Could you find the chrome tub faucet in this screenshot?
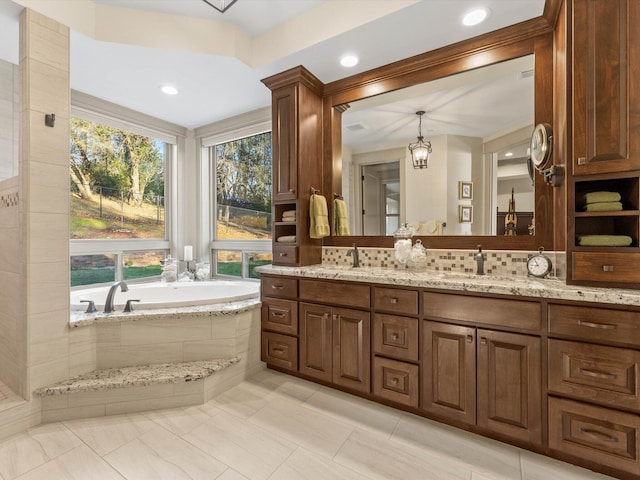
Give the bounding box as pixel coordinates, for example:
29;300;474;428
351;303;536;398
104;281;128;313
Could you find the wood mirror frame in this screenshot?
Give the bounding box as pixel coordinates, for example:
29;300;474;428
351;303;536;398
322;18;556;250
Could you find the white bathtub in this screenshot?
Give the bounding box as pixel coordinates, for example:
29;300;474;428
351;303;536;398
70;280;259;311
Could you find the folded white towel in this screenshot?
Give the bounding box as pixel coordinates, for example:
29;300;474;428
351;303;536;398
276;235;296;243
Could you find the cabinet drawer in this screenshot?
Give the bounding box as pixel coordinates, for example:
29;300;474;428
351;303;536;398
299;279;370;309
572;252;640;284
272;245;298;266
549;304;640;346
373;356;419;408
549;396;640;476
548;339;640;411
261;331;297;372
373;314;418;362
261;276;298;299
373;287;418;315
262;298;298;335
423;292;541;331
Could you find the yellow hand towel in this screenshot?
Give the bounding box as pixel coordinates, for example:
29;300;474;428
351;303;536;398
583;201;623;212
583;191;621;204
333;198;350;236
309;194;330;239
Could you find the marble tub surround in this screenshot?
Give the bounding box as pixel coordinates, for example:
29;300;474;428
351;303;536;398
69;297;261;328
33;357;240;396
323;246;566;279
258;264;640;307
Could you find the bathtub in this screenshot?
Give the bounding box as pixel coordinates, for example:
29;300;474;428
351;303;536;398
70;279;260;311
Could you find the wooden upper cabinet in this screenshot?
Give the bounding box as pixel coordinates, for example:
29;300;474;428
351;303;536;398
272;85;298;201
572;0;640;174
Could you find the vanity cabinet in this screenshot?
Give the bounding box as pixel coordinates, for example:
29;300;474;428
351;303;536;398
262;67;324;266
422;292;542;444
568;0;640;288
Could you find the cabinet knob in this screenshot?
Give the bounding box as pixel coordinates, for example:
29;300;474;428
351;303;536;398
577;156;587;165
390;377;399;385
467;335;475;344
279;252;287;257
391;333;399;340
602;265;614;272
289;188;295;193
389;297;399;304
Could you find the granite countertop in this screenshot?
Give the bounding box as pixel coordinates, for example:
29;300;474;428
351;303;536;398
70;297;261;328
256;264;640;307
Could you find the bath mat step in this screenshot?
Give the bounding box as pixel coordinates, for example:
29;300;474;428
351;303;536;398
33;357;240;397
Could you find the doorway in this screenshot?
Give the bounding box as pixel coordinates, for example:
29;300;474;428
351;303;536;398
361;161;400;235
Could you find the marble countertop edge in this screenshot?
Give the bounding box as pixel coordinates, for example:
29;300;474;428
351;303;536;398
255;265;640;307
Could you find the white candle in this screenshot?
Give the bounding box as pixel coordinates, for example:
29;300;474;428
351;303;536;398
184;245;193;261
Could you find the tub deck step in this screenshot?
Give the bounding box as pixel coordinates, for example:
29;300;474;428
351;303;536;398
34;357;240;397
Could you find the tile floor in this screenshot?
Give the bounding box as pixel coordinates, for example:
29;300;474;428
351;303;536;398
0;369;617;480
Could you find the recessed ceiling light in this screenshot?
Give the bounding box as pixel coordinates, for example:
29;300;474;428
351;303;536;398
161;85;179;95
504;151;513;157
462;7;489;26
340;54;359;68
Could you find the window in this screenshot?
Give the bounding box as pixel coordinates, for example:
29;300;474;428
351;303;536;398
209;129;272;279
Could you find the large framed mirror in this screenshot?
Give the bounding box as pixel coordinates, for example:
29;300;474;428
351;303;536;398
322;27;554;250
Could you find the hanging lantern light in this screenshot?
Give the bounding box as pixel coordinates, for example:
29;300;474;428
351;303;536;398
408;110;432;169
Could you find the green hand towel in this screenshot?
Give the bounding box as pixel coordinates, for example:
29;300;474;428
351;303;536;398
576;235;633;247
583;191;621;204
583;201;623;212
333;198;350;236
309;194;330;239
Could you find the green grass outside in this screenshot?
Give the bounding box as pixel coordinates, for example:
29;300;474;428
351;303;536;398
71;265;162;287
217;259;270;279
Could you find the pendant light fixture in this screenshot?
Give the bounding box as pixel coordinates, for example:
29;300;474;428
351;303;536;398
202;0;238;13
408;111;432;169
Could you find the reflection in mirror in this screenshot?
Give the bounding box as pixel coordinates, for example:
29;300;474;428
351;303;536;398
0;1;20;181
341;55;534;236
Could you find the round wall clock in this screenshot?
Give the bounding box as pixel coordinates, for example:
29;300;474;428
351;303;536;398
530;123;553;171
527;247;552;278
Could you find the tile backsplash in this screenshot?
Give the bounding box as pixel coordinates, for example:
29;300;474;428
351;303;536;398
323;246;566;279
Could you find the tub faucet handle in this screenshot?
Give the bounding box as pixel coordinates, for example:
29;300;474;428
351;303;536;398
124;299;140;313
80;300;97;313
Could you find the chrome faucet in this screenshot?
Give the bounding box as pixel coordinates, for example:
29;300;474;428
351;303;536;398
475;245;485;275
346;244;360;268
104;281;128;313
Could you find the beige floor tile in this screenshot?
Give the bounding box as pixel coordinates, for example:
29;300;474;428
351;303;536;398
208;378;276;419
14;444;124;480
391;413;521;480
104;425;227;480
251;369;322;403
0;433;49;480
62;413;157;456
270;447;373;480
520;450;617;480
302;387;401;437
248;396;354;459
335;429;472;480
183;411;295;480
25;422;82;459
143;402;222;437
216;469;250;480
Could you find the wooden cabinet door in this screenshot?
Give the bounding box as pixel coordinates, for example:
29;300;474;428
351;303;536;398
332;307;371;393
572;0;640;174
477;330;542;445
272;85;298;201
422;322;476;425
299;302;332;382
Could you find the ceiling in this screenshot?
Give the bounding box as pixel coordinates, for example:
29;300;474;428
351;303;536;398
0;0;545;137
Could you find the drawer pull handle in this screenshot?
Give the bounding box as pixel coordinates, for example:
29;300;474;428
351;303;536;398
579;428;618;443
577;156;587;165
390;377;399;385
272;348;286;355
579;368;617;380
389;297;399;304
271;284;285;290
391;333;399;340
279;252;288;257
602;265;614;272
469;335;476;344
578;320;617;330
271;312;286;318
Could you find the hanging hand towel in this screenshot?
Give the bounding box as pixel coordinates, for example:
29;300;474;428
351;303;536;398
309;194;330;239
333;198;350;236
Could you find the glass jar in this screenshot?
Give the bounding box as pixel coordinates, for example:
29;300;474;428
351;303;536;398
409;239;427;270
393;223;414;265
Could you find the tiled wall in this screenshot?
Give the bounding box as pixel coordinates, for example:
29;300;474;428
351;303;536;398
323;246;566;279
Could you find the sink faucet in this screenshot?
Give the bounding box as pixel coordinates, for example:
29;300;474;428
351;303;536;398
475;245;485;275
104;281;128;313
346;244;360;268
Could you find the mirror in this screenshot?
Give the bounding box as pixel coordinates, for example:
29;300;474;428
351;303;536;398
340;55;534;236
